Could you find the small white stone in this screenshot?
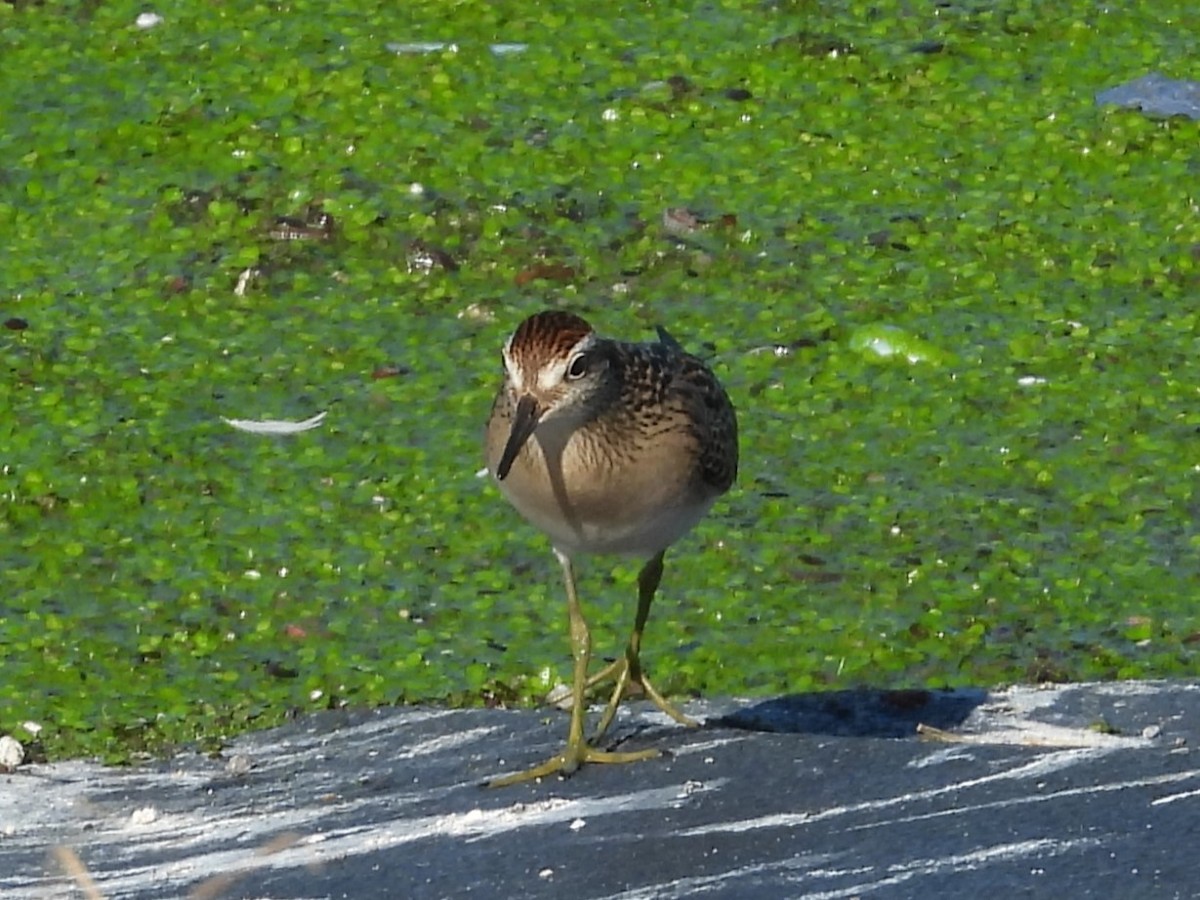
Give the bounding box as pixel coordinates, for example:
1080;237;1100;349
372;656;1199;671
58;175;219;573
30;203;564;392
538;868;554;879
676;779;704;798
135;12;164;29
0;736;25;769
226;754;254;775
129;806;159;826
569;818;586;831
1143;724;1162;740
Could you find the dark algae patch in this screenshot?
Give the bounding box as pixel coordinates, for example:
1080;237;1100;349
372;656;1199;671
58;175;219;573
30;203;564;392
1;0;1198;761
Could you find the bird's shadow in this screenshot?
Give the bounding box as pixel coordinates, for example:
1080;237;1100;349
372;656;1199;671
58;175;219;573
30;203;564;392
710;687;987;739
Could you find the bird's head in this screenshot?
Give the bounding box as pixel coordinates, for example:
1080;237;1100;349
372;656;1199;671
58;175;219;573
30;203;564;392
495;310;614;480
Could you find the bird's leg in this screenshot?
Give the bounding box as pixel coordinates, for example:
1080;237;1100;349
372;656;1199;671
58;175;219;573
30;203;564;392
592;551;699;743
488;550;657;787
578;553;669;699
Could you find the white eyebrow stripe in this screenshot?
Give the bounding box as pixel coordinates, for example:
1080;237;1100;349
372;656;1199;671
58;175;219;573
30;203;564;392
535;334;595;393
502;343;525;393
537;357;568;393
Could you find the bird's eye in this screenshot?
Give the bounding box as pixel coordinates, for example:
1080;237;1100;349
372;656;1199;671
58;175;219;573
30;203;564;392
566;352;589;380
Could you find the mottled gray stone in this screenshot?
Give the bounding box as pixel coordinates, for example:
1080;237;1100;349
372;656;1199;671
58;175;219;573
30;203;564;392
2;682;1198;898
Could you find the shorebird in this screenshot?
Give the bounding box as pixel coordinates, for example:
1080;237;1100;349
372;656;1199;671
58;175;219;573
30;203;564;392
484;309;738;785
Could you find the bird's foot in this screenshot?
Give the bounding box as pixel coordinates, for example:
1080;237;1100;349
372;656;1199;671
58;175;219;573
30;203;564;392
486;740;659;788
591;656;699;742
542;658;699;742
546;660;696;718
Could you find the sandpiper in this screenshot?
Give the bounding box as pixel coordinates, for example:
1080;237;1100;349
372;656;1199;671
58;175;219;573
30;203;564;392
484;309;738;785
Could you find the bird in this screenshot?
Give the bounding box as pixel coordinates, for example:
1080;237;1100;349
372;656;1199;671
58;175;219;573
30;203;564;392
483;309;738;785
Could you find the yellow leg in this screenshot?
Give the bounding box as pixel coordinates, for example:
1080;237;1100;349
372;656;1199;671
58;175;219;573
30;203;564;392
592;551;699;743
488;550;658;788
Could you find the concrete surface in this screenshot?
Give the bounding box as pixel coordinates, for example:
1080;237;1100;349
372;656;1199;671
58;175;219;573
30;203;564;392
2;681;1199;898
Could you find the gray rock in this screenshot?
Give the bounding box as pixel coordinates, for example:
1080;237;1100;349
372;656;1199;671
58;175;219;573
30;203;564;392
2;681;1198;898
1096;73;1200;120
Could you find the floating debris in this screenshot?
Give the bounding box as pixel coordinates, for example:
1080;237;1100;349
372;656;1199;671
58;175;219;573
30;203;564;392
387;42;459;55
386;42;528;56
407;240;458;274
268;208;335;242
233;267;259;297
222;412;328;435
848;323;952;365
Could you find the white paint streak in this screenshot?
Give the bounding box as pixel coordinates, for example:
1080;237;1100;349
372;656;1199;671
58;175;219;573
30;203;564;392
101;780;722;896
960;685;1157;749
1150;787;1200;806
391;726;501;760
1090;681;1199;698
925;722;1152;749
594;838;1102;900
242;707;463;762
907;747;976;768
793;838;1104;899
679;748;1178;837
671;735;751;756
846;769;1200;834
591;851;840;900
6;768;727;899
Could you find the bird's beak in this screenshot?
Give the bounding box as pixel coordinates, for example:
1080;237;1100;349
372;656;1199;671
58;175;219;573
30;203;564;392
496;394;540;481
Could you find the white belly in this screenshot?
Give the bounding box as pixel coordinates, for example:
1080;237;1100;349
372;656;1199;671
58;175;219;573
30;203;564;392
500;479;716;558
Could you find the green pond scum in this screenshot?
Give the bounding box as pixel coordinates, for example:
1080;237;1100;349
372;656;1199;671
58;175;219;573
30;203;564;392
1;0;1197;761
